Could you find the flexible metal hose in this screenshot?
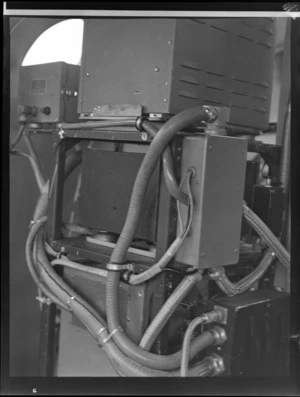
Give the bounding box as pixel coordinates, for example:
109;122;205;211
139;272;202;350
243;204;290;270
32;221;218;376
106;106;217;369
142;120;188;205
51;258;108;278
180;316;207;376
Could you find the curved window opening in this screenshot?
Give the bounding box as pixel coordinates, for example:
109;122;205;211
22;19;84;66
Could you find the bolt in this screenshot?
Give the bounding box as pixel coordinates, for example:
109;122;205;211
165;82;168;86
86;72;90;77
33;389;37;394
138;292;142;298
163;99;168;102
154;67;160;72
168;40;173;45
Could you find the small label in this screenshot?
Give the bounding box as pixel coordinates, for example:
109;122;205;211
31;79;46;93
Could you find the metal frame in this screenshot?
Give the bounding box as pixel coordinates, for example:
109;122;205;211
39;127;184;371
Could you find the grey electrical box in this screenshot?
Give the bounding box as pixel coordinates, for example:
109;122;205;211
176;134;247;268
79;18;274;130
19;62;80;123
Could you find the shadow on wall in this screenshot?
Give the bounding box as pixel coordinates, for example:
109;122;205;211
9;17;63;376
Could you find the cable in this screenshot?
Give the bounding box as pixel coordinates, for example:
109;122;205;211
10;124;26;152
128;169;194;285
243;203;290;270
142;120;189;205
105;106;218;370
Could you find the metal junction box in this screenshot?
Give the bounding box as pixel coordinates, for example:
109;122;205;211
205;289;290;376
176;134;247;268
19;62;80;123
79;18;274;129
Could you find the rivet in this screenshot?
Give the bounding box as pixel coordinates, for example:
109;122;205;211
86;72;90;77
154;67;160;72
163;99;168;102
168;40;173;45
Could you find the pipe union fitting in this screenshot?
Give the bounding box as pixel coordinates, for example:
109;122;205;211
209;326;227;346
203;106;219;123
206;353;225;376
208;267;225;281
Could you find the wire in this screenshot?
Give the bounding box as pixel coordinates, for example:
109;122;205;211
10;124;26;152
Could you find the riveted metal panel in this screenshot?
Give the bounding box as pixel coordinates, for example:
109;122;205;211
78;18;175;116
176;134;247;268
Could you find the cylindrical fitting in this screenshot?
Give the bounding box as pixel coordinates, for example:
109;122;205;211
206;353;225;376
209;326;227;346
208;267;225;281
203;106;219;123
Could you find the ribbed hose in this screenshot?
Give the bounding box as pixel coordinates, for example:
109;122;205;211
61;120;136;130
26;218;69;310
29;183;216;375
110;106;214;264
180;316;207;377
210;249;276;297
139;273;203;350
142;120;188;205
243;204;290;270
51;258;108;278
24;134;46;191
32;222;217;377
106;106;217;370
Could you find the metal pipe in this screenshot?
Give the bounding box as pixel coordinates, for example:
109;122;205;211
279;102;291;192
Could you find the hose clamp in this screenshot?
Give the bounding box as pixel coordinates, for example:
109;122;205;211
35;296;51;305
29;217;46;228
56;248;67;260
66;295;76;309
106;262;135;272
102;327;123;344
208;267;225;281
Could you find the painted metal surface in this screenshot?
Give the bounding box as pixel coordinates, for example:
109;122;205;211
176;134;247;268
